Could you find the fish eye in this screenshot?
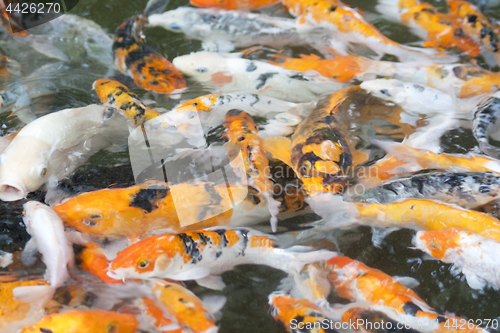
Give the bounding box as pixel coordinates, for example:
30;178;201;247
88;214;103;219
137;258;150;269
37;163;47;178
380;89;390;95
169;23;181;30
82;219;98;227
300;161;312;176
428;240;442;251
196;67;207;73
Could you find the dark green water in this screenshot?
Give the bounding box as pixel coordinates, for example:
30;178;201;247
1;0;500;332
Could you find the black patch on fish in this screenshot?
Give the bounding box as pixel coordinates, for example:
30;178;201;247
437;315;447;323
479;186;491;194
227;109;243;117
246;62;257;72
178;233;201;263
53;290;72;305
40;329;53;333
197;232;210;245
402;302;422;316
454;28;465;38
73;244;86;267
83;292;97;307
481;27;493;39
255;73;276;89
215;251;222;258
214;229;229;247
294;315;306;324
129;187;169;213
452;66;465;79
468;15;477;23
330;6;337;11
238;229;249;256
289;74;309;81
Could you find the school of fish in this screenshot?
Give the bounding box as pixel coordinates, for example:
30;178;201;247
2;0;500;332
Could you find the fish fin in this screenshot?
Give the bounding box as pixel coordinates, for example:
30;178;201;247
21;238;38;266
196;275;226;290
13;285;54;304
168;267;211;281
420;253;440;261
371;227;400;248
461;267;489;290
23;36;69;61
0;250;13;268
263;137;292;166
159;323;183;332
285;249;337;274
303;194;360;230
201;295;227;315
393;276;420;289
352;149;370;166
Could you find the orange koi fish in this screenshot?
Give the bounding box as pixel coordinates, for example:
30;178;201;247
53;180;239;240
282;0;453;62
108;227;336;290
414;227;500;290
190;0;280;10
265;53;397;83
151;279;224;333
268;293;333;333
375;0;481;56
265;87;363;194
447;0;500;62
93;79;159;127
325;256;486;333
75;242;123;284
19;309;139;333
113;15;186;94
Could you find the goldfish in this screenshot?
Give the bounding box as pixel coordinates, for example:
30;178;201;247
108;227;337;289
350;171;500;209
264;87;360;194
151;279;225;333
172;52;346;103
375;0;481;56
113;15;186;94
19;309;139;333
472;92;500;158
148;7;327;52
282;0;455;63
325;256;487;333
189;0;279;10
223;109;280;231
53;180;257;240
268;293;335;333
13;201;74;305
414;227;500;290
0;104;129;201
93;79;160;128
265;53;398;83
447;0;500;64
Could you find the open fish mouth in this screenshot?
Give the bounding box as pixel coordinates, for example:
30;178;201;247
0;181;26;201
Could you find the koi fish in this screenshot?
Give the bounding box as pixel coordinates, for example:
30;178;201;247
108;227;337;290
13;202;74;305
447;0;500;64
19;309;139;333
308;195;500;242
0;104;129;201
264;87;360;194
414;227;500;290
53;180;253;240
375;0;481;56
472;92;500;158
151;279;225;333
172;52;346;103
268;292;335;333
148;7;327;52
93;79;160;128
223;109;280;231
265;53;398;83
325;256;487;333
189;0;279;10
351;171;500;209
113;15;186;94
283;0;456;63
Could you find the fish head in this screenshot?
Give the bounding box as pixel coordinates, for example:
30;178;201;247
53;187;148;239
360;79;407;105
172;52;235;86
413;228;462;259
0;137;51;201
268;293;319;323
108;235;175;280
175;94;219;113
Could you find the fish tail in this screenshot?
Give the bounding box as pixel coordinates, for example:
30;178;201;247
284;246;337;274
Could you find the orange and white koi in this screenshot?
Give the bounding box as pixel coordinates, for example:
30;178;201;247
189;0;279;10
375;0;481;56
268;293;335;333
283;0;455;63
151;279;225;333
113;15;186;94
172;52;346;103
447;0;500;64
19;309;139;333
93;79;159;128
108;227;336;290
264;87;361;194
325;256;487;333
414;227;500;290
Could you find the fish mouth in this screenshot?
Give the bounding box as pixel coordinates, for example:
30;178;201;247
107;269;125;282
0;182;26;201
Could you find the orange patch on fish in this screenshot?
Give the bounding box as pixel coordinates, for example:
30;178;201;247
210;72;233;86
